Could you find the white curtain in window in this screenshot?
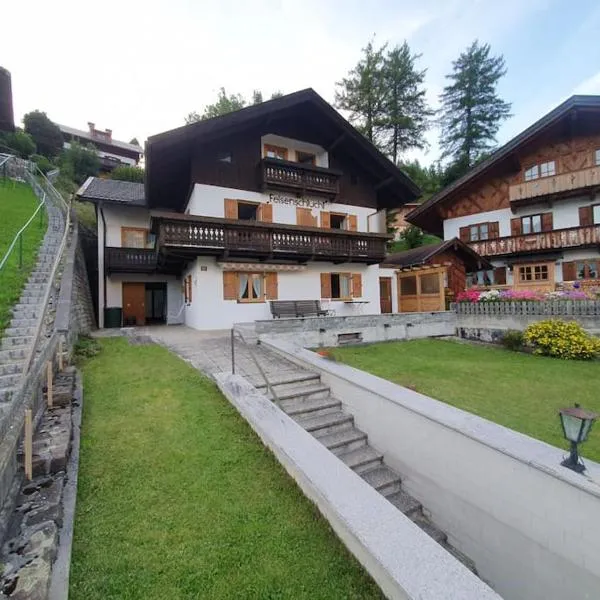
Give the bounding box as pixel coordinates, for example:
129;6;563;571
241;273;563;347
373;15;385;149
239;274;249;299
340;275;350;298
252;275;261;298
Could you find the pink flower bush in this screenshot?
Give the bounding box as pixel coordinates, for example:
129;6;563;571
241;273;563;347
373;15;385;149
456;290;481;302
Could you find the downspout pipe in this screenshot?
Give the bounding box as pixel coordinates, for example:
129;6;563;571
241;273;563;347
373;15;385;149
99;202;107;324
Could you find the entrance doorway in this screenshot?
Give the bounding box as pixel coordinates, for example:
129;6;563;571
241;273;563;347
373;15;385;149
145;283;167;324
122;282;146;326
379;277;392;313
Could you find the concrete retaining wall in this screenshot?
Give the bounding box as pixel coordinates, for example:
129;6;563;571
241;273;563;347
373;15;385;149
254;312;456;347
215;373;500;600
262;337;600;600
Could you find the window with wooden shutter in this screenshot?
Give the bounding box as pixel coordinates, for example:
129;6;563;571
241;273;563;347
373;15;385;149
347;215;358;231
459;226;470;243
259;203;273;223
351;273;362;298
121;227;148;248
562;261;576;281
494;267;507;285
579;205;593;226
488;221;500;239
320;273;331;298
224;199;238;219
541;212;553;232
510;218;522;236
296;207;313;226
265;272;278;299
223;272;237;300
320;211;331;229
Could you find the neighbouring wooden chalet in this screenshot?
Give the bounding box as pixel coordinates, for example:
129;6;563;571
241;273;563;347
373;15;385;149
380;239;490;313
78;89;420;329
59;122;142;173
407;95;600;292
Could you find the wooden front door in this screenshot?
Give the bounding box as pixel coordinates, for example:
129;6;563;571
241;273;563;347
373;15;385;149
122;282;146;326
379;277;392;313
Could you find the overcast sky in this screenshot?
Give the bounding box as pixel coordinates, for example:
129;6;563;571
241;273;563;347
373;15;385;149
3;0;600;164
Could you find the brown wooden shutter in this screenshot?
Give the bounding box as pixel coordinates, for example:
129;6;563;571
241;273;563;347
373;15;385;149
260;203;273;223
352;273;362;298
296;207;311;226
459;226;470;242
579;205;593;226
223;272;237;300
320;273;331;298
562;261;576;282
494;267;507;285
541;212;553;232
265;272;278;299
320;211;331;229
510;217;522;236
347;214;358;231
488;221;500;239
224;199;238;219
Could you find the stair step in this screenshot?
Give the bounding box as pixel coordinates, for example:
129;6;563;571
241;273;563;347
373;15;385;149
9;319;38;329
360;466;402;496
283;397;341;418
256;372;321;392
0;373;21;388
338;446;383;474
385;490;422;516
316;427;368;455
15;296;44;305
0;363;23;377
0;348;27;362
295;410;353;437
11;309;41;319
441;542;478;573
3;327;36;337
276;384;331;402
410;513;447;544
2;336;34;348
0;387;16;403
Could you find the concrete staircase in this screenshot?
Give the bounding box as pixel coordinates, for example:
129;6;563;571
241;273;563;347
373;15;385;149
257;373;477;573
0;198;65;410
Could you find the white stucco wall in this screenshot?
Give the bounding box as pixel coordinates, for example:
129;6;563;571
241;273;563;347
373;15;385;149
512;195;596;229
182;257;381;330
443;208;513;240
261;133;328;167
186;184;382;233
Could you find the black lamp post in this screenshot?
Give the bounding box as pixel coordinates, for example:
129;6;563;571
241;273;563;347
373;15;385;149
558;404;597;473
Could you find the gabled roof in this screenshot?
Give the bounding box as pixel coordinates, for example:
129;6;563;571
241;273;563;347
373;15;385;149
58;124;143;154
407;95;600;233
76;177;146;206
381;238;491;271
145;88;420;211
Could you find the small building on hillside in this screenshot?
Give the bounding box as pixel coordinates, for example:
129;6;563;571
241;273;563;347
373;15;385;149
389;202;420;238
58;122;142;173
379;239;490;313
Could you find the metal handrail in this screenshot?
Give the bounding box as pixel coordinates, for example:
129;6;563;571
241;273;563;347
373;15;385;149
231;327;279;402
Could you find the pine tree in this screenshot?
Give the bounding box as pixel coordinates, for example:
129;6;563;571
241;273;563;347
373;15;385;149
439;40;511;172
381;42;432;163
335;40;387;144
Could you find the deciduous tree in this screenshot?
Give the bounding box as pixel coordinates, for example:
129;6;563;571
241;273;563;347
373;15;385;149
23;110;63;158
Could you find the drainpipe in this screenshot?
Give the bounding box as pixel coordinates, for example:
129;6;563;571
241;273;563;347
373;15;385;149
99;202;107;326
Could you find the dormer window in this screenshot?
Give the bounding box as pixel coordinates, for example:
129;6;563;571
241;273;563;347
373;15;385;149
264;144;287;160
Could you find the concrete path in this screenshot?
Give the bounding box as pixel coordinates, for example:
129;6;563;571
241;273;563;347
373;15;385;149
94;325;309;387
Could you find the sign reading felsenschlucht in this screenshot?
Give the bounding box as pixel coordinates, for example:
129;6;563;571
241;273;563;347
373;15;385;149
267;193;328;209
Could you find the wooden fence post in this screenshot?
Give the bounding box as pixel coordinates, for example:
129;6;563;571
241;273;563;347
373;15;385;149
46;360;53;408
58;339;64;371
24;409;32;481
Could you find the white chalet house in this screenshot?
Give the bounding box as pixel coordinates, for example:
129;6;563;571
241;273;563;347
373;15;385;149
408;95;600;292
78;89;419;330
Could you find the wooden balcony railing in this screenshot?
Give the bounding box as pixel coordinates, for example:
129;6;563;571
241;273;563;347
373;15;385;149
509;166;600;203
261;158;340;198
468;225;600;257
106;247;158;272
153;214;388;263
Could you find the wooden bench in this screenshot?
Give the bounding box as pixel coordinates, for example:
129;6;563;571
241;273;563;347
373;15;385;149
270;300;328;318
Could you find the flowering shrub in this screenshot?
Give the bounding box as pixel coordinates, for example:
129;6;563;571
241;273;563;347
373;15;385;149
523;319;600;360
456;288;596;302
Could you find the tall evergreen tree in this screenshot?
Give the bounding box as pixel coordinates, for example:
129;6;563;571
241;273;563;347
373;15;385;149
439;40;511;176
381;42;432;163
335;40;387;144
399;159;443;200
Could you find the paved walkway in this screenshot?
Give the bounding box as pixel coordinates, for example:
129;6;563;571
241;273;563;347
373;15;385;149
94;325;309;387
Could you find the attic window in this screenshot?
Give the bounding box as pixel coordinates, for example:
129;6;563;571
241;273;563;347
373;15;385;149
217;151;232;163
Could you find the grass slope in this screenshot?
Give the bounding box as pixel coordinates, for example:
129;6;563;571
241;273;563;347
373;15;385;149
71;338;383;600
0;180;47;337
331;339;600;464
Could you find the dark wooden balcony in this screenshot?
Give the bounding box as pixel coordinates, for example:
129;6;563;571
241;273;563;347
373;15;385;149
468;225;600;257
261;157;340;198
106;247;159;272
151;213;389;264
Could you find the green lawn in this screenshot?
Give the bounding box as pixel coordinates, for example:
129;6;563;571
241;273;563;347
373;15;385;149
0;179;47;336
71;338;383;600
330;339;600;464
